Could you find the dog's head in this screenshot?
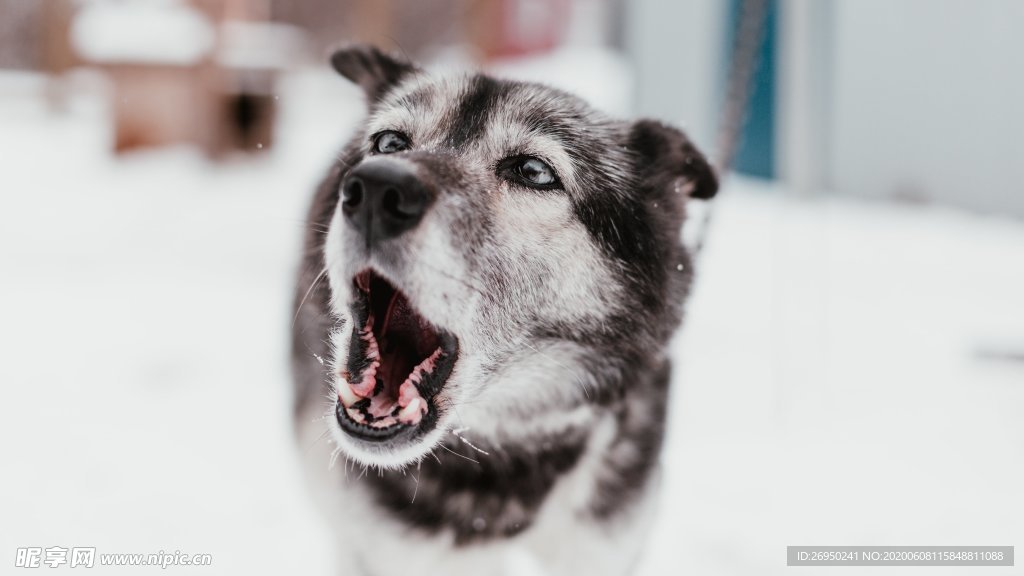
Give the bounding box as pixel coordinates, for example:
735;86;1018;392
318;45;717;468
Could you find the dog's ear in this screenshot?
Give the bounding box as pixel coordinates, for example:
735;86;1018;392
330;44;418;101
628;119;718;201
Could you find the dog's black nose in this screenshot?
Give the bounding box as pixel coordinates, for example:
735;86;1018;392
341;158;433;245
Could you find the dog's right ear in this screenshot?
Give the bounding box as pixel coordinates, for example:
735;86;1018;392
628;119;718;201
330;44;418;101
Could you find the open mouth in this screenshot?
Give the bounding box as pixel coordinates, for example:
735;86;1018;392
335;270;458;442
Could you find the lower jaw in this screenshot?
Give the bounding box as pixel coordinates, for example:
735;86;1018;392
334;393;440;443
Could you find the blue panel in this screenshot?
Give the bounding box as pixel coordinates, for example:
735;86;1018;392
727;0;776;179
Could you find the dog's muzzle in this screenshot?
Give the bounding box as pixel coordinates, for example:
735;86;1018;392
341;157;435;248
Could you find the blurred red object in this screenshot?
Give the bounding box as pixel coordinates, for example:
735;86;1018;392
468;0;571;61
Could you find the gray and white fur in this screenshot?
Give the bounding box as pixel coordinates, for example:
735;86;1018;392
292;45;718;576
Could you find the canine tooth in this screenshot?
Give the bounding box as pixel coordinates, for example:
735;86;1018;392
398;397;424;423
337;378;359;406
398;380;420;407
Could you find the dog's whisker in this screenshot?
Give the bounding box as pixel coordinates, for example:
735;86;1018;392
451;427;490;456
328;445;343;471
293;267;329;327
445;402;495;458
439;443;479;465
281;217;332;234
409;470;420;504
305;427;333;455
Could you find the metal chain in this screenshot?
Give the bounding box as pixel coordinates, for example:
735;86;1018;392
692;0;769;257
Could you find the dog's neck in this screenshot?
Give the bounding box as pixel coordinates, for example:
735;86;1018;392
349;359;670;545
362;429;589;544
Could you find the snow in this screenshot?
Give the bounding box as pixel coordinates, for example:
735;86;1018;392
2;64;1023;575
640;183;1024;575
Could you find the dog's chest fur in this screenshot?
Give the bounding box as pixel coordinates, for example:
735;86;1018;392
297;401;661;576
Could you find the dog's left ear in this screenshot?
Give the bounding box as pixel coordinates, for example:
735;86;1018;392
330;44;418;101
628;119;718;201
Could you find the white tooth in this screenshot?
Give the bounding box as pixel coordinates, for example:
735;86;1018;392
398;398;423;423
337;378;359;407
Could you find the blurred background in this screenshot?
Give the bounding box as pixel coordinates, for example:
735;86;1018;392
1;0;1021;574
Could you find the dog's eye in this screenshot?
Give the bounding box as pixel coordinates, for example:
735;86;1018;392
503;156;561;190
373;131;411;154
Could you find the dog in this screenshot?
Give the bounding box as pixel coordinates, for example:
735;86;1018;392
291;45;717;576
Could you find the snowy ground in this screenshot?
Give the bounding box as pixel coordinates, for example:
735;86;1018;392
2;67;1023;575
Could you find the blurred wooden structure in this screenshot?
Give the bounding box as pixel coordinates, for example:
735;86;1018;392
272;0;568;63
5;0;577;157
68;0;301;157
